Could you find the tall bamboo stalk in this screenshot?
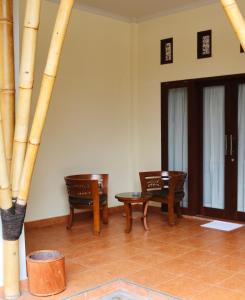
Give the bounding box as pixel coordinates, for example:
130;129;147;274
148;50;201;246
0;108;19;298
0;1;20;298
17;0;74;206
0;0;15;175
3;240;20;299
220;0;245;51
11;0;41;199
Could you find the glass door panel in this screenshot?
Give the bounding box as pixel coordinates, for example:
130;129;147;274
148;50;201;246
203;86;225;209
168;87;188;207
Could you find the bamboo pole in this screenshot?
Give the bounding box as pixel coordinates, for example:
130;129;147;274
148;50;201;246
0;2;19;297
17;0;74;206
11;0;41;199
0;110;12;210
0;0;15;174
0;108;19;298
3;241;20;299
220;0;245;51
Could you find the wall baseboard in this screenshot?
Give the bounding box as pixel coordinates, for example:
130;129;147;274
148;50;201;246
24;205;124;230
24;205;162;230
147;205;162;214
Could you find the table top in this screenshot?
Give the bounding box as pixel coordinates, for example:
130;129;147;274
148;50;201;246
115;192;152;202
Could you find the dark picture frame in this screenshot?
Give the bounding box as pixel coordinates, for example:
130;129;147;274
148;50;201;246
197;30;212;59
161;38;173;64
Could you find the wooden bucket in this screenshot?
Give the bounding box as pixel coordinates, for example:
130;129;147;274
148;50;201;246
26;250;66;296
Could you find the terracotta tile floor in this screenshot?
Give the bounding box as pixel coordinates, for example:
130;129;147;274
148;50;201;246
21;211;245;299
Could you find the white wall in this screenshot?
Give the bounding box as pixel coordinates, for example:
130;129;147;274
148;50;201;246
22;0;134;221
137;2;245;171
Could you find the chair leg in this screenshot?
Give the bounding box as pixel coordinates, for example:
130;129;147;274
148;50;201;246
175;202;183;218
67;206;74;230
93;202;101;235
124;203;132;233
167;197;176;226
102;203;109;224
142;201;150;231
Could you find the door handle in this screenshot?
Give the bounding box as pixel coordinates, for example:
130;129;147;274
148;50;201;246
225;135;228;155
230;134;233;156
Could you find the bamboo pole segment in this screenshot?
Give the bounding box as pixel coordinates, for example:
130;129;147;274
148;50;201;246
0;109;19;299
0;0;15;174
3;240;20;299
11;0;41;199
0;110;12;210
17;0;74;206
220;0;245;51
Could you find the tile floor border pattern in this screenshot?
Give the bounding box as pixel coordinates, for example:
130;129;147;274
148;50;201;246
63;278;182;300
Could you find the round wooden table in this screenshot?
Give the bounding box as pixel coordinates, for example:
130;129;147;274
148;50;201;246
115;192;152;233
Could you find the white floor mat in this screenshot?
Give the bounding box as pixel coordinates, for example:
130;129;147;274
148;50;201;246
201;220;243;231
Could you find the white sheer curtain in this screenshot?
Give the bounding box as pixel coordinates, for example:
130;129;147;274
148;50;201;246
168;87;188;207
237;84;245;212
203;86;225;209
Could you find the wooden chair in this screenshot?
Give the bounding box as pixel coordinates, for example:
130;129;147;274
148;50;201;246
139;171;187;225
64;174;109;235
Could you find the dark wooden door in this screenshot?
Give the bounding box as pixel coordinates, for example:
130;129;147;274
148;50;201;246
161;74;245;221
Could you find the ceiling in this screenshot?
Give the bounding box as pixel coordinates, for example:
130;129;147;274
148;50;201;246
74;0;218;22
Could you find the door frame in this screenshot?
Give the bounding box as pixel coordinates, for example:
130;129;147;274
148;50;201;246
161;73;245;220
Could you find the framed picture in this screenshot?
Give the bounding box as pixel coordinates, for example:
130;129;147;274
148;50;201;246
197;30;212;59
161;38;173;64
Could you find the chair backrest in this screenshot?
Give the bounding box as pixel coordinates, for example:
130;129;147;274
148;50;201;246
139;171;163;193
64;174;108;199
139;171;187;195
168;171;187;194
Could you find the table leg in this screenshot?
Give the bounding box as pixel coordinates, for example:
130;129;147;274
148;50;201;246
124;203;132;233
142;201;149;231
